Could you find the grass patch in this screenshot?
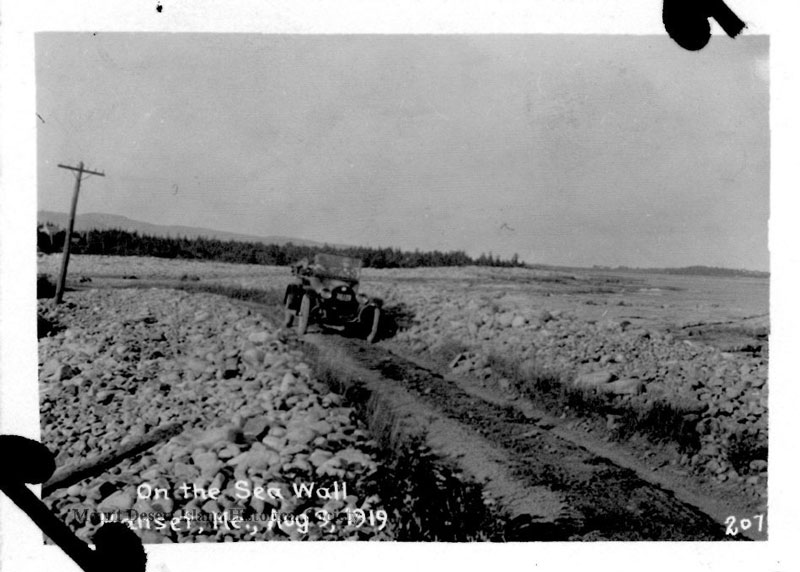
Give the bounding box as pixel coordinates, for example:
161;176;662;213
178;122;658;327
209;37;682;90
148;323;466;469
303;345;373;404
375;437;506;541
485;352;581;411
172;282;283;307
433;337;473;364
611;400;701;453
378;301;416;340
485;351;702;453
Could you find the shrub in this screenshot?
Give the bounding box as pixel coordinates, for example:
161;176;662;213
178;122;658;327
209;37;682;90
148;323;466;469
727;429;768;475
37;273;56;299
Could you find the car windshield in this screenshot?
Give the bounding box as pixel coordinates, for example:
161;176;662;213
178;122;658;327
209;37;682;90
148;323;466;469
311;253;362;281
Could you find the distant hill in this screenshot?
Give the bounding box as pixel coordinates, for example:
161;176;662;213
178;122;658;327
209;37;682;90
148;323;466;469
655;265;768;278
586;264;769;279
37;211;337;248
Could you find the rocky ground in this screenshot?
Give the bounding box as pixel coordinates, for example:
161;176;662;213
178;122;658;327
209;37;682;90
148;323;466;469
38;287;392;543
385;285;768;497
36;254;769;529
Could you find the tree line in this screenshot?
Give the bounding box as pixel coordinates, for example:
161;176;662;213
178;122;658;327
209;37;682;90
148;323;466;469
37;226;524;269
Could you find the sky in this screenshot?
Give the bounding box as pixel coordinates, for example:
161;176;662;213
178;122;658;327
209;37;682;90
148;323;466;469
35;33;769;270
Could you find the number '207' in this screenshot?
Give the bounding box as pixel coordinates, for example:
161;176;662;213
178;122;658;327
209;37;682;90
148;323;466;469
725;514;766;536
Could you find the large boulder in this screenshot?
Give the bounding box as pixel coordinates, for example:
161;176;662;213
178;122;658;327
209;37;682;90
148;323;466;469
242;416;272;441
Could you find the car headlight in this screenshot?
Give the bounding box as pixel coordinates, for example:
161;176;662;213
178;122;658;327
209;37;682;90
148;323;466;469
320;288;332;299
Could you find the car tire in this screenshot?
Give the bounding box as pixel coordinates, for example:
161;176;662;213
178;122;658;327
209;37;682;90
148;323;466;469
365;307;381;343
296;293;311;335
283;293;295;328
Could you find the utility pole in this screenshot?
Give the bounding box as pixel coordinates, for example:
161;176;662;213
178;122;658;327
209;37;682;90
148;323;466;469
54;162;105;304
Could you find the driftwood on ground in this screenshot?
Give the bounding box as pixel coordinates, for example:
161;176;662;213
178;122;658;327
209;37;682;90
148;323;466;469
42;422;182;497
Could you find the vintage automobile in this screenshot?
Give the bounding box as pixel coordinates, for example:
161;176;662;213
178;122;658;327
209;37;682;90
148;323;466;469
283;253;382;343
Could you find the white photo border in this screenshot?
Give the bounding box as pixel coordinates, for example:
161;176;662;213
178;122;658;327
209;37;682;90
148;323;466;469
1;1;795;572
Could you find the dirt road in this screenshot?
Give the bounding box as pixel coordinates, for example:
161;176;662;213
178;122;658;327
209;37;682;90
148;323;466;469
296;329;732;541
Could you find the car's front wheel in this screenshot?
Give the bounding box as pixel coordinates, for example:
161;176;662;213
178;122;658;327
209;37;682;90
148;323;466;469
365;306;381;343
283;293;296;327
296;294;312;335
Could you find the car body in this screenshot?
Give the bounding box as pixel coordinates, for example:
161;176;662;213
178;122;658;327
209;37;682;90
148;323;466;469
283;253;382;343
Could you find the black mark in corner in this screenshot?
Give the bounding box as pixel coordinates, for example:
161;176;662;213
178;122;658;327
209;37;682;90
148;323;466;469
663;0;746;51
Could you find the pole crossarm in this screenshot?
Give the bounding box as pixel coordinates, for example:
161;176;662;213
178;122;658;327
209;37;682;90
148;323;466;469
57;164;105;177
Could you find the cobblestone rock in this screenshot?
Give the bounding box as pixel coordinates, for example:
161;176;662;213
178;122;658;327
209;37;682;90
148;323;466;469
38;287;389;543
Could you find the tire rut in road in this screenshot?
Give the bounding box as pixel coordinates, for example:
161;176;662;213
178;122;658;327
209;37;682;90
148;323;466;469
309;334;729;541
